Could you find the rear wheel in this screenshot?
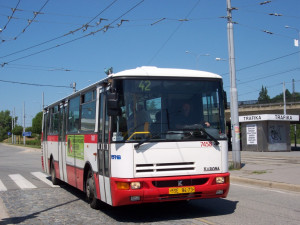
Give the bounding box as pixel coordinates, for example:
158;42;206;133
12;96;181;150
86;170;99;209
50;160;59;185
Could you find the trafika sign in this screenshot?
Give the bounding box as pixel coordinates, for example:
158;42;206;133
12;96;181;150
239;114;299;122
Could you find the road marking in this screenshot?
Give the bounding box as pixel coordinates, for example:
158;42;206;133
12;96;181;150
31;172;58;187
9;174;37;189
0;180;7;191
195;218;215;225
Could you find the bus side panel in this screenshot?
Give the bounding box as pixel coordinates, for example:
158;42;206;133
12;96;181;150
66;165;76;187
94;173;101;199
65;134;98;190
110;143;134;178
42;141;49;174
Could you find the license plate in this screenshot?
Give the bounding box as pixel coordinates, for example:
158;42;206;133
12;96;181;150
169;186;195;195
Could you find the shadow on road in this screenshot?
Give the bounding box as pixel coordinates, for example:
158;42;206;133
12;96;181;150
1;181;237;224
98;199;238;223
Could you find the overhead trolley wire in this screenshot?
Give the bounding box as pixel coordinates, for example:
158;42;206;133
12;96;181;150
1;0;21;32
147;0;201;64
1;0;145;65
0;79;71;88
221;50;300;76
224;67;300;88
0;0;119;60
14;0;50;40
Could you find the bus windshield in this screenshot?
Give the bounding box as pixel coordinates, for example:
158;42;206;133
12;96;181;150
111;78;226;142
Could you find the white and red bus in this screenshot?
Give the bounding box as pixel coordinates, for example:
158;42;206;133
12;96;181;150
41;66;230;208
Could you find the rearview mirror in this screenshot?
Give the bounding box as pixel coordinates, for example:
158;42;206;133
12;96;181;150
107;91;121;116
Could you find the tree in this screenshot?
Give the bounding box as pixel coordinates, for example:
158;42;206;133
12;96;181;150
32;111;43;134
12;125;23;136
0;110;12;142
272;89;293;103
258;86;270;103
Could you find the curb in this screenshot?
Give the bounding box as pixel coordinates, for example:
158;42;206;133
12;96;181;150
231;176;300;193
0;143;41;152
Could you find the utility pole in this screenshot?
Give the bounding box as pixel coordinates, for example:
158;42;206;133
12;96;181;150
72;82;77;93
23;102;25;145
42;92;44;110
227;0;241;169
283;82;286;115
13;108;15;144
11;109;14;144
292;79;297;147
292;78;295;102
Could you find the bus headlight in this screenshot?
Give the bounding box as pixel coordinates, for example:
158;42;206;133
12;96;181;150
130;182;141;189
216;177;225;184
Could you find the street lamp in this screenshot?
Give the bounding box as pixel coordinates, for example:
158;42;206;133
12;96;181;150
215;57;227;61
285;25;299;148
185;51;210;69
285;25;300;47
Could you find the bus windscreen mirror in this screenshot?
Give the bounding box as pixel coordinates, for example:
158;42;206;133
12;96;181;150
107;92;118;109
107;92;121;116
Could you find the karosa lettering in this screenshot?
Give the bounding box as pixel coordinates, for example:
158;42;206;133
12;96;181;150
204;166;220;171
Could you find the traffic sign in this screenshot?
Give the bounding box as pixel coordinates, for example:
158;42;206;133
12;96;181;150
22;132;32;137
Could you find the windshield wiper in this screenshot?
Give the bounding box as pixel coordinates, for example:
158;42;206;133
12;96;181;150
134;134;161;150
199;128;219;146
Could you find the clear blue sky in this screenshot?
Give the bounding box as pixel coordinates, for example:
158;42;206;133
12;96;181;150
0;0;299;127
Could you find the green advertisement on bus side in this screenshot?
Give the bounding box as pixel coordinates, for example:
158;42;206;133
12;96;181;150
67;135;84;160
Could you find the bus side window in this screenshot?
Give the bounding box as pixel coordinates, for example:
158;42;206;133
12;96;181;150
80;90;96;132
68;96;80;133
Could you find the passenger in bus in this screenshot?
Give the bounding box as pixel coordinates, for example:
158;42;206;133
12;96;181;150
128;103;151;132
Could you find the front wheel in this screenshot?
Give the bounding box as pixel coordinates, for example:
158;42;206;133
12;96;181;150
50;161;59;185
86;170;99;209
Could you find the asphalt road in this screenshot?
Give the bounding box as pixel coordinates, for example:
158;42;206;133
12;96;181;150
1;144;300;225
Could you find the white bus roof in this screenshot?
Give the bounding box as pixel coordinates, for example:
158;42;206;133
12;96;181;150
111;66;222;79
45;66;221;109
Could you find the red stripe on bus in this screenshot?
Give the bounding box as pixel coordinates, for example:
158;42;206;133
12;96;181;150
47;135;58;142
65;165;85;191
84;134;98;143
66;165;76;187
53;161;60;179
94;173;101;200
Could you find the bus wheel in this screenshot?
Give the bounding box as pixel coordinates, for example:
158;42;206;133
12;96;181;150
86;170;99;209
50;161;59;185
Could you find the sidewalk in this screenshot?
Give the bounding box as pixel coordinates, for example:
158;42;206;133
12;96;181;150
229;150;300;192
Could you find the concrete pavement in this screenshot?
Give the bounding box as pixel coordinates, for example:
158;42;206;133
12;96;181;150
229;150;300;192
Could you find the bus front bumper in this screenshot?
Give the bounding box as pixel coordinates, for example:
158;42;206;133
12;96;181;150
110;173;230;206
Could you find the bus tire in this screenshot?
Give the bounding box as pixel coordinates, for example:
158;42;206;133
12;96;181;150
50;160;59;185
86;170;99;209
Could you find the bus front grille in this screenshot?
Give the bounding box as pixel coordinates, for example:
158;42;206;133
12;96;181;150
136;162;195;173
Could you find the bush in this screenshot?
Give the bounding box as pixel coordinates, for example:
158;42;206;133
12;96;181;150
26;139;41;146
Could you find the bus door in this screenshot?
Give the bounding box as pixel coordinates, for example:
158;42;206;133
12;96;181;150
58;104;68;182
42;111;49;174
97;92;112;205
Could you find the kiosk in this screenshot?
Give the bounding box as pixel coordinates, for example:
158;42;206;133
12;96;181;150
239;114;299;152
